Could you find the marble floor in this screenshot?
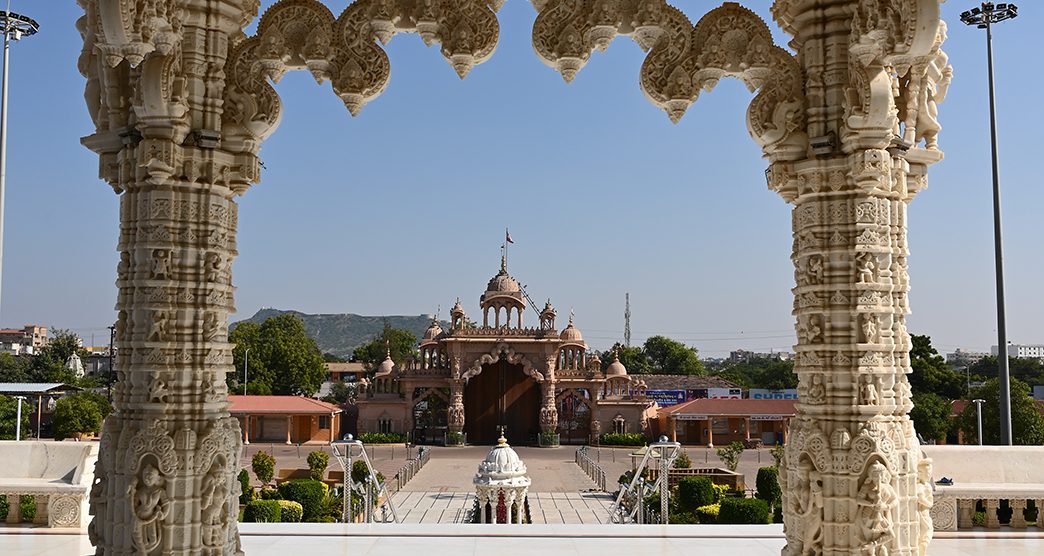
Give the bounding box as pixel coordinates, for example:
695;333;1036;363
1;525;1042;556
392;491;614;524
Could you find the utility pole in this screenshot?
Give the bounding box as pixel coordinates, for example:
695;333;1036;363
624;293;631;348
13;394;24;440
960;1;1019;445
243;346;249;395
0;6;39;321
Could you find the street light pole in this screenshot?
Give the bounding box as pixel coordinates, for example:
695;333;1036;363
0;5;39;321
973;398;986;445
961;2;1019;446
13;394;24;440
243;347;249;395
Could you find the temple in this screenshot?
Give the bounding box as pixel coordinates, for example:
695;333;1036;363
355;258;655;446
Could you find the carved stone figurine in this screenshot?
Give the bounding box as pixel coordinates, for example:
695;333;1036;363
131;461;171;554
801;468;824;556
857;252;876;284
860;374;879;406
808;255;824;284
862;314;878;343
858;461;897;556
200;463;229;548
916;458;934;556
808;374;826;404
151;249;170;280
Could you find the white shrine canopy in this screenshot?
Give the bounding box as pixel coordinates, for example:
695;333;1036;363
474;435;531;489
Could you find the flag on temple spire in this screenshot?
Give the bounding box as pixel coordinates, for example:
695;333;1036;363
505;229;514;244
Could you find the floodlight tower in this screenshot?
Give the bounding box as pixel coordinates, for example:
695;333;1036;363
0;5;39;321
960;2;1018;446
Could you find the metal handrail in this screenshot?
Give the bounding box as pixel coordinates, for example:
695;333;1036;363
575;446;607;491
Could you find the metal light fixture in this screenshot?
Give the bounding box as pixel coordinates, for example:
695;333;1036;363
960;2;1019;446
0;6;39;320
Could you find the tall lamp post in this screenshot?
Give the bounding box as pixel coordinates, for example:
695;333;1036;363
13;394;24;440
960;2;1019;446
972;398;986;445
0;6;39;320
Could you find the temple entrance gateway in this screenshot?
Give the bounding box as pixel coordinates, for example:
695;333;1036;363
465;360;541;445
79;0;949;554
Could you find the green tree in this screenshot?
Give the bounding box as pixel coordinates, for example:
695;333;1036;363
0;395;32;440
230;314;326;396
958;378;1044;445
969;355;1044;386
601;343;652;375
352;326;417;372
27;329;91;384
716;441;745;471
643;336;706;375
306;450;329;481
252;451;276;485
909;392;952;442
52;393;107;440
0;353;30;383
909;335;966;400
716;358;797;390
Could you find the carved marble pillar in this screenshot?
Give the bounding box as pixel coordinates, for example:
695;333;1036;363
448;379;465;436
85;138;244;556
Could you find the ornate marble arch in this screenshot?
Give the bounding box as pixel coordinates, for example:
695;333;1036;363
222;0;503;150
531;1;808;160
462;341;544;383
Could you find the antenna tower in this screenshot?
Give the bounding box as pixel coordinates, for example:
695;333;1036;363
624;293;631;347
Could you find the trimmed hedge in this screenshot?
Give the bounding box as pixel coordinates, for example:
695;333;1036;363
252;451;275;485
358;432;406;444
278;479;328;522
598;433;646;446
238;470;253;505
676;477;715;512
243;500;281;523
259;488;282;500
277;500;304;523
717;497;770;524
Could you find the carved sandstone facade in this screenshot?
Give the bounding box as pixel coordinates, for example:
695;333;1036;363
78;1;948;555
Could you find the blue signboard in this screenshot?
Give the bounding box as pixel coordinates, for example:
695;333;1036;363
646;389;687;407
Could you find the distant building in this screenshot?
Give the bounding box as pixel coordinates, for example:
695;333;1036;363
946;348;990;367
325;361;365;382
229;395;344;445
728;349;793;363
991;344;1044;360
0;325;49;354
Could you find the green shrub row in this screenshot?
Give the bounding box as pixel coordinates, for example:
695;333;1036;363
676;477;715;512
277;500;304;523
358;432;406;444
243;500;281;523
717;497;770;524
598;432;646;446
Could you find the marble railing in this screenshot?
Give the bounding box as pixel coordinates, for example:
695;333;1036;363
0;441;98;528
923;445;1044;531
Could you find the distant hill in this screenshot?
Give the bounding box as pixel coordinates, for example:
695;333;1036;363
233;308;444;358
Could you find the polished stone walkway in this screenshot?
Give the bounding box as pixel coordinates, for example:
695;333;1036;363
392;491;614;524
2;525;1042;555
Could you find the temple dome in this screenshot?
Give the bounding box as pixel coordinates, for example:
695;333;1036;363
422;319;443;342
486;270;520;293
559;320;583;343
605;353;627;376
374;352;395;378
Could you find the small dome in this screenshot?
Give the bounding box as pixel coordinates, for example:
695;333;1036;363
486;255;520;293
374;351;395;378
422;319;443;341
541;299;556;315
451;298;466;316
474;435;531;487
559;319;583;343
606;353;627;376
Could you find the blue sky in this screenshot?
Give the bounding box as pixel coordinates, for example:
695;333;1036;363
1;1;1041;356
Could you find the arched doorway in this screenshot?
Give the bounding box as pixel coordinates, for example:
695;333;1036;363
465;359;541;445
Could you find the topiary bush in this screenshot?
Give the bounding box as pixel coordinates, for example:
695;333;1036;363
259;488;282;500
243;500;281;523
277;500;304;523
716;441;745;472
307;450;330;481
711;483;730;502
676;477;715;512
278;479;329;522
349;460;385;485
238;469;253;505
598;432;646;446
673;450;692;469
717;497;770;524
251;451;275;486
755;467;782;512
695;503;720;524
